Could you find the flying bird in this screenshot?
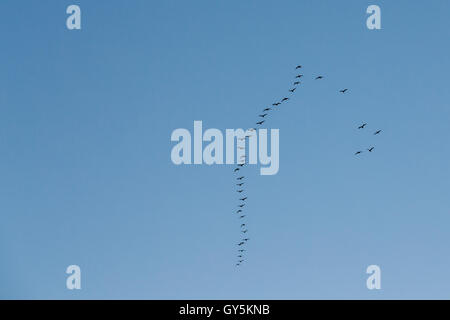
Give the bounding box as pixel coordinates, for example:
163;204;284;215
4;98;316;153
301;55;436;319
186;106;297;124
340;89;348;93
259;114;268;118
358;123;367;129
243;238;250;241
256;120;265;125
242;229;248;233
374;130;382;135
238;242;245;246
295;65;302;69
239;215;246;219
289;88;296;93
281;97;289;102
367;147;374;152
355;151;362;155
239;260;244;263
236;183;244;186
236;209;242;213
315;76;323;80
238;163;245;167
238;249;245;252
238;204;245;208
240;224;246;228
263;107;272;112
234;168;240;172
237;190;244;193
272;102;281;106
294;81;300;85
295;74;303;78
237;176;245;180
239;197;247;201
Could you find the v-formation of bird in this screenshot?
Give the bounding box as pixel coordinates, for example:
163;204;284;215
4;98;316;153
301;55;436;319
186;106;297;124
231;65;375;267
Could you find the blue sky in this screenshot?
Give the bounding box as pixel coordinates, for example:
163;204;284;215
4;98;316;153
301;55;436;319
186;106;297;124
1;0;450;299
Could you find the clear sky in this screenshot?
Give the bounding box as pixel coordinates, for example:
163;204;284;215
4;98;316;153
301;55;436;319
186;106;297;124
1;0;450;299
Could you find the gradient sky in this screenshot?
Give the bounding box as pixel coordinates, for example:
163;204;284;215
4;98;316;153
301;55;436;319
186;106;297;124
1;0;450;299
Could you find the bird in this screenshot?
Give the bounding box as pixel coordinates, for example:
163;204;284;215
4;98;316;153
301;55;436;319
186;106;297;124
355;151;362;155
295;74;303;78
340;89;348;93
256;120;265;125
358;123;367;129
281;97;289;102
367;147;374;152
239;260;244;263
374;130;382;135
259;114;268;118
239;197;247;201
238;242;245;246
263;107;272;112
242;229;248;233
315;76;323;80
236;263;240;266
238;204;245;208
294;81;300;85
243;238;250;241
238;249;245;252
237;176;245;180
239;215;246;219
238;255;243;258
295;65;302;69
237;190;244;193
240;224;246;228
234;168;240;172
289;88;296;93
236;183;244;186
236;209;242;213
272;102;281;106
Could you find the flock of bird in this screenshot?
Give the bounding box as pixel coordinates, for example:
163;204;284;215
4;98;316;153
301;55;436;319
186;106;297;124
232;64;382;267
354;124;382;155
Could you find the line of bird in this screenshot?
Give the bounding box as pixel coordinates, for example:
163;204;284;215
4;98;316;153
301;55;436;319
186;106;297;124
354;124;382;156
232;65;356;267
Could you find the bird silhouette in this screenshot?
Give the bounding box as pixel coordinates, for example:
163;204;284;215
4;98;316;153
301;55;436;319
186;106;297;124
358;123;367;129
238;249;245;252
239;215;246;219
263;107;272;112
243;238;250;241
236;183;244;186
239;197;247;201
355;151;362;155
272;102;281;106
295;74;303;78
259;114;268;118
242;229;248;233
237;176;244;180
256;120;265;125
238;242;245;246
281;97;289;102
374;130;382;135
295;65;302;69
315;76;323;80
340;89;348;93
234;168;240;172
236;209;242;213
237;190;244;193
240;224;246;228
294;81;300;85
367;147;374;152
289;88;296;93
238;204;245;208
